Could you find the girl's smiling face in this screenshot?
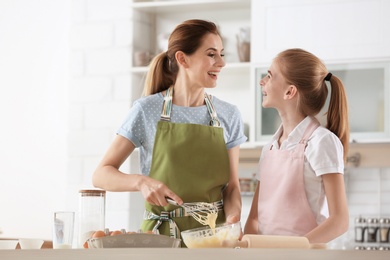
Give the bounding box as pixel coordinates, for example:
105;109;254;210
184;33;226;89
259;61;291;109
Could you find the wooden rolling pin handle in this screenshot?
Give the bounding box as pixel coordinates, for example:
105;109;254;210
240;235;310;249
223;235;327;249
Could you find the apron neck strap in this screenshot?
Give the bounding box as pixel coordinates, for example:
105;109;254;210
160;87;173;122
299;117;320;145
160;87;221;127
204;92;221;127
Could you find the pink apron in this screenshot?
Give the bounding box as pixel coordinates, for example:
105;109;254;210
257;117;320;236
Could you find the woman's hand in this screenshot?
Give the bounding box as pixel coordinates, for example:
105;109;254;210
226;214;240;224
139;175;182;206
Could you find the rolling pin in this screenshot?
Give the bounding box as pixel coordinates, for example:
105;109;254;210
222;235;326;249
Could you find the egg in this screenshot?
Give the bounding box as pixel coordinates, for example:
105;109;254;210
92;230;106;238
110;230;123;236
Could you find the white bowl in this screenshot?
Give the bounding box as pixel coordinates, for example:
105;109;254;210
0;240;19;250
18;238;44;249
181;222;241;248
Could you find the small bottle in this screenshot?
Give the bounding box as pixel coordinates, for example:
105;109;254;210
366;218;379;243
379;218;390;243
78;189;106;248
239;178;251;193
249;173;257;193
354;216;366;243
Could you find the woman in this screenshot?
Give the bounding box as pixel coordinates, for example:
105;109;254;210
93;19;247;242
244;48;349;243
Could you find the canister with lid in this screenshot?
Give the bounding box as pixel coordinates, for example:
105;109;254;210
354;216;366;243
366;218;379;243
379;218;390;243
78;189;106;248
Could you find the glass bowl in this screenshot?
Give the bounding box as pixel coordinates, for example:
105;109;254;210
181;222;241;248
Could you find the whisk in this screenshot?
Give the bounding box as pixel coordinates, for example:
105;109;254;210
166;198;218;226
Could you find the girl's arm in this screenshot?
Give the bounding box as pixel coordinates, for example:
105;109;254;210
304;173;349;243
243;181;260;234
92;135;182;206
223;146;242;224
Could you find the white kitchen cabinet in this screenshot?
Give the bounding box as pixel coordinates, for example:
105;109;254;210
251;0;390;143
252;0;390;63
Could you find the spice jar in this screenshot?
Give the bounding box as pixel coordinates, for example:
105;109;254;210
78;189;106;248
250;173;257;193
379;218;390;243
354;216;366;243
366;218;379;243
239;178;251;193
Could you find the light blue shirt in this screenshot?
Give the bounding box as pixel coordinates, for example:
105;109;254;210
117;92;248;175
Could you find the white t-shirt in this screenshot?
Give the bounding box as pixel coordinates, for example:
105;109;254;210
258;116;345;224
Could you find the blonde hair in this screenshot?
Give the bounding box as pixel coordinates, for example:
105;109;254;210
275;48;350;161
143;19;221;96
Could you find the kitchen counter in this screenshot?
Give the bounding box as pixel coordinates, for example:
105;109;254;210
1;248;389;260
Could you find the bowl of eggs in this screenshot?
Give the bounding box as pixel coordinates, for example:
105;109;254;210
86;229;181;248
181;222;241;248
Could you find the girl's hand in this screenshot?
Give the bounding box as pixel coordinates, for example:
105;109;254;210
139;176;182;206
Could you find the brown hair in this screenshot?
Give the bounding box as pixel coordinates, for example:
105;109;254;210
143;19;221;96
275;48;349;160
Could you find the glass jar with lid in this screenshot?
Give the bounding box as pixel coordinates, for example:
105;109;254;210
77;189;106;248
379;218;390;243
354;216;366;243
366;218;379;243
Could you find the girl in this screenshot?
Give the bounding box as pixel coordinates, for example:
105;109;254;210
244;48;349;243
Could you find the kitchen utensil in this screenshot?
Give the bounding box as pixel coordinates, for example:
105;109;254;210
222;234;327;249
87;233;181;248
166;198;218;226
18;238;44;249
181;222;241;248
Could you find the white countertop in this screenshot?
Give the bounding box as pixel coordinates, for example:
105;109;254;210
0;248;389;260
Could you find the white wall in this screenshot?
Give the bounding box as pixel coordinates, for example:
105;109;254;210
0;0;71;239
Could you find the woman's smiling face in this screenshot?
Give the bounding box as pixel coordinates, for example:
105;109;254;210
184;33;226;89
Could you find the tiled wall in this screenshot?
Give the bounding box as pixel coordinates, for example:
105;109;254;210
339;167;390;249
68;0;390;248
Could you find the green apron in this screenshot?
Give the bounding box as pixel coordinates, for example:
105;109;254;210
140;87;230;246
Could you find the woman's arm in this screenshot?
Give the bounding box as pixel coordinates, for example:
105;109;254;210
93;135;137;191
304;173;349;243
243;181;259;234
92;135;182;206
222;146;242;224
